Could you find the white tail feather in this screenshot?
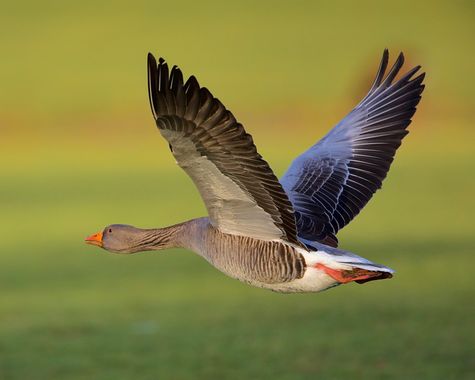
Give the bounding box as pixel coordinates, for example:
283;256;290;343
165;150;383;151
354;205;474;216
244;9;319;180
299;239;395;274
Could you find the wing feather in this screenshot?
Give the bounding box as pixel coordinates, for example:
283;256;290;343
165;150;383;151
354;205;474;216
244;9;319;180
281;50;425;247
147;53;301;246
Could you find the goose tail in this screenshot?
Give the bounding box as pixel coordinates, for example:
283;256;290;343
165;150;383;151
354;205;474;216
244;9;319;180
300;239;394;284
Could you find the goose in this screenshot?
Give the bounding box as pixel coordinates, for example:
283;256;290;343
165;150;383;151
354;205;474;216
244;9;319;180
85;50;424;293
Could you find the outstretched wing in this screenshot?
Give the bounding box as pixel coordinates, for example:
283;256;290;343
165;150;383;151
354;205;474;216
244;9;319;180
147;53;301;246
281;50;425;247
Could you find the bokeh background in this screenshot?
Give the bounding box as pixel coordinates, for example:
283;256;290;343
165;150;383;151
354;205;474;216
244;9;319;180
1;1;474;379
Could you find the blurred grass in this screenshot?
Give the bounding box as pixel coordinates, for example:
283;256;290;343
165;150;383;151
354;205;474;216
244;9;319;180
1;1;475;379
1;0;474;127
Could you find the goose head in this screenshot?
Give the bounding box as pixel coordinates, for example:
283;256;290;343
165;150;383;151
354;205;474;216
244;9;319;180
85;224;148;253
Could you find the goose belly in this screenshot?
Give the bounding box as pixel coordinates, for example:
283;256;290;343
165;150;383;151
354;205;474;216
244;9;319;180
207;249;340;293
192;229;302;284
202;238;305;285
190;226;339;292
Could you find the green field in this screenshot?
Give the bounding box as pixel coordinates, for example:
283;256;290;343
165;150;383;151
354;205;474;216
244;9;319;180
1;1;474;379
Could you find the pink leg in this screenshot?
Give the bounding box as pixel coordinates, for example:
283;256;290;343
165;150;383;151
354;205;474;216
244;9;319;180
315;263;392;284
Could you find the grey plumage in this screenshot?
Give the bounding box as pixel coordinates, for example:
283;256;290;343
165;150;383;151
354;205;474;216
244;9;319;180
86;50;423;293
98;219;307;286
281;50;425;247
182;218;306;284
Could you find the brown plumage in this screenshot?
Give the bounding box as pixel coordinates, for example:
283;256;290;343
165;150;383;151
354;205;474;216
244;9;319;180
85;50;424;293
147;55;301;246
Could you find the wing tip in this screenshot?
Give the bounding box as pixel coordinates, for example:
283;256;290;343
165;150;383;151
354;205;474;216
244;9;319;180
364;49;425;103
369;49;390;92
381;51;405;87
396;51;405;65
147;52;159;120
147;52;156;64
380;48;389;66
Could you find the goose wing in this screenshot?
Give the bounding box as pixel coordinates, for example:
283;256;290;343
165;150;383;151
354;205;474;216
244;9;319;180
281;50;425;247
147;53;300;246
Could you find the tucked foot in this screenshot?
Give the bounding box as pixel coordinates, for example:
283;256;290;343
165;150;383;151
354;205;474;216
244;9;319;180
315;263;393;284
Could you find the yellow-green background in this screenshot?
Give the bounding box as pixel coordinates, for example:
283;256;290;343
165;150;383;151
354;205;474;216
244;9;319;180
1;1;474;379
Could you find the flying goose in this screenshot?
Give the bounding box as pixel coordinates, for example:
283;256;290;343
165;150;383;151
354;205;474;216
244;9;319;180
86;50;424;293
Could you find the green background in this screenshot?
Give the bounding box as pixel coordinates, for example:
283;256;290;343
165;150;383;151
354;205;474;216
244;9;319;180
1;1;474;379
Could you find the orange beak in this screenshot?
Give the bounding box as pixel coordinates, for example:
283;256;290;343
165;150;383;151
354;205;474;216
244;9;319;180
85;231;103;247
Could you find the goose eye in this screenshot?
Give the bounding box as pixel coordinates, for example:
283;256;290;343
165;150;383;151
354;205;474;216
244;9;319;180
108;228;112;233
